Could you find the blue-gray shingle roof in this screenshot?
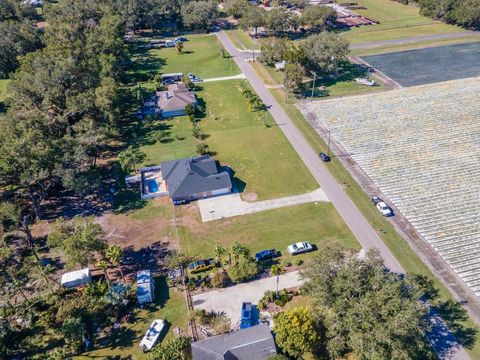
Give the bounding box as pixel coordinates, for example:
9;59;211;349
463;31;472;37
161;155;232;199
191;323;277;360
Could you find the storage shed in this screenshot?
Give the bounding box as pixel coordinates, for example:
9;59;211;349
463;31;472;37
61;268;92;288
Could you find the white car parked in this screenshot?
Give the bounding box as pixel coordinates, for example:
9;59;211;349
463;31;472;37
287;242;313;255
376;201;393;217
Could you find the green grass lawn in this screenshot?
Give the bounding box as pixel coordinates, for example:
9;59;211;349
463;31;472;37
339;0;464;44
76;280;188;360
352;35;480;56
180;202;360;261
225;28;258;50
132;34;240;81
266;87;480;359
0;79;11;102
251;61;387;99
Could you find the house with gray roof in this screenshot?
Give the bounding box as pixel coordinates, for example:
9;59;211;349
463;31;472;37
191;323;277;360
156;82;196;118
161;155;233;204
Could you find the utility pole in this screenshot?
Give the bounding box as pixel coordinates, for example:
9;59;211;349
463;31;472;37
311;72;317;98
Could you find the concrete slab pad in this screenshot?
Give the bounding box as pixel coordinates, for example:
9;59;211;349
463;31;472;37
192;271;302;326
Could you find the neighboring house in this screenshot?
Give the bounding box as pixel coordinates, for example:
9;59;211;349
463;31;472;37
191;323;277;360
156;82;197;118
162;155;233;204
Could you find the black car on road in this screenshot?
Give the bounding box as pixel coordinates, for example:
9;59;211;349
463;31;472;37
319;152;331;162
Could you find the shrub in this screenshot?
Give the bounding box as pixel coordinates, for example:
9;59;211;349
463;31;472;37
227;258;259;283
175;134;186;141
293;258;303;266
196;142;209;155
211;270;230;288
280;259;292;268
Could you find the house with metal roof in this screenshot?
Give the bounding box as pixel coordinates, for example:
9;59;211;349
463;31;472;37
191;323;277;360
161;155;232;204
156;82;197;118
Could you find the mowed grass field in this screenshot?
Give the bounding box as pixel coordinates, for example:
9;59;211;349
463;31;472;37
137;80;318;200
133;34;240;80
180;202;359;261
340;0;465;44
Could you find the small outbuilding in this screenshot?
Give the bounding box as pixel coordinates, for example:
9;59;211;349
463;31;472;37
61;268;92;288
137;270;155;305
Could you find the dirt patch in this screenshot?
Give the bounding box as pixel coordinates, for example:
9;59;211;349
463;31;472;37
241;192;258;202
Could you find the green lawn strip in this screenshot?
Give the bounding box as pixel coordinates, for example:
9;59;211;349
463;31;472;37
131;34;240;81
225;29;258;50
180;202;360;261
267;88;480;357
76;283;188;360
0;79;11;102
343;23;466;44
352;36;480;56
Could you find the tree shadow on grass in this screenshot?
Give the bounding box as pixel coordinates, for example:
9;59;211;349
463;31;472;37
127;47;167;84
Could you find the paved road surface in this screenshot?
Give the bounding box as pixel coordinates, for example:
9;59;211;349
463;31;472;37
215;30;470;360
350;31;479;50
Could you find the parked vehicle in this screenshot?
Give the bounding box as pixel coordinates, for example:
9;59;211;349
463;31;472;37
287;242;313;255
140;319;165;351
376;201;393;217
187;259;216;273
355;78;376;86
165;40;176;47
175;37;188;42
319;152;331;162
371;196;382;205
188;73;203;83
240;302;253;329
162;72;183;85
255;249;277;262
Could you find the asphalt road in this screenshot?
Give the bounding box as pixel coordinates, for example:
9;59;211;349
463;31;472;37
215;30;470;360
216;30;404;273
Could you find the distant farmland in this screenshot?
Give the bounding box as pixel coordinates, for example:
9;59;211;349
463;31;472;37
308;77;480;298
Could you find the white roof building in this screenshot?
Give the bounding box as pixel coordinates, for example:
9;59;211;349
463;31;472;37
61;268;91;288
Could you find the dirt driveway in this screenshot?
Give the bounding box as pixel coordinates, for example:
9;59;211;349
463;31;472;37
192;271;303;326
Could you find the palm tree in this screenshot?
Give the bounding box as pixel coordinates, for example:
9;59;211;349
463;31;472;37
98;260;110;285
118;146;146;173
213;244;226;268
231;241;243;265
271;264;285;297
106;245;126;282
176;42;184;52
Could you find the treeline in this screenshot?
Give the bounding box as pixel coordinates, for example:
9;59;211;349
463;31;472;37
0;0;43;78
0;0;126;220
224;0;336;35
394;0;480;29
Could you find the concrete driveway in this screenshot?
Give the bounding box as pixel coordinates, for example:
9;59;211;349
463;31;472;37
192;271;302;326
198;188;329;222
